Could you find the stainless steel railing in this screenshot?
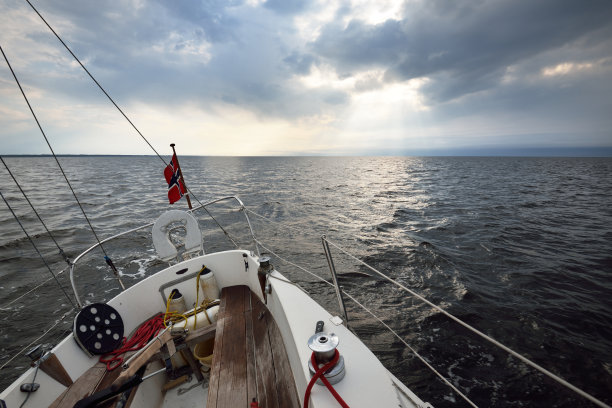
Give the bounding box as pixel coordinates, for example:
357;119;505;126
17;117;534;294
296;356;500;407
69;196;259;307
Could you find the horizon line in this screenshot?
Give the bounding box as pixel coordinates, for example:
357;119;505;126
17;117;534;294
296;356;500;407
2;146;612;159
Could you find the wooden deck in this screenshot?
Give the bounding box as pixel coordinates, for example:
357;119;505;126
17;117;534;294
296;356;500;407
49;360;126;408
207;285;300;408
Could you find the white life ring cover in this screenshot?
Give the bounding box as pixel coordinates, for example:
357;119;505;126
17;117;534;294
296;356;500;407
152;210;202;262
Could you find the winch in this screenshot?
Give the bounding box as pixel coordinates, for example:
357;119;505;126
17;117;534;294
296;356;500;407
307;323;345;385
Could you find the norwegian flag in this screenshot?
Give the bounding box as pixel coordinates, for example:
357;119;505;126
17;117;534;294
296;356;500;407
164;153;186;204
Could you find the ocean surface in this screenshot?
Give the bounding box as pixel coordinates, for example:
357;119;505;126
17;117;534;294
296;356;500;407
0;156;611;407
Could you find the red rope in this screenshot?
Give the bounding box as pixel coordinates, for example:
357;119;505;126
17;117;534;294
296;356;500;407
303;350;350;408
99;313;165;371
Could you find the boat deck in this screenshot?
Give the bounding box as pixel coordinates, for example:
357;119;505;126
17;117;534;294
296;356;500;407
208;285;300;408
37;284;300;408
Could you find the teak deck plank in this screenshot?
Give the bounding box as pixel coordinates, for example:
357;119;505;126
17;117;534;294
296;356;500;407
251;296;279;408
207;312;224;407
48;364;107;408
48;317;154;408
49;354;143;408
245;304;257;404
207;285;299;408
268;312;301;408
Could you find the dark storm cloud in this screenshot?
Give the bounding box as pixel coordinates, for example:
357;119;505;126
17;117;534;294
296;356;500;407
312;0;612;103
18;0;322;117
4;0;611;154
149;0;242;43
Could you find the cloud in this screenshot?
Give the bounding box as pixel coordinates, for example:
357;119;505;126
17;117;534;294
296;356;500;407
0;0;611;155
312;0;612;103
264;0;310;15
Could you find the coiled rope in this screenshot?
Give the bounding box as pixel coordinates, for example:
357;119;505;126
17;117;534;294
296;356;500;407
162;266;218;329
99;313;165;371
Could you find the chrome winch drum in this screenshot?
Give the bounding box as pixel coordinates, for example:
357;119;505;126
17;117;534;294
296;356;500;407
307;332;346;385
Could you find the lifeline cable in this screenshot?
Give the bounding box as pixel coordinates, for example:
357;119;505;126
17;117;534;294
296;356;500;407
23;0;239;250
254;237;478;407
0;309;74;371
324;237;611;408
0;43;125;291
0;265;69;309
250;209;603;408
0;190;77;310
0;156;71;265
23;0;166;165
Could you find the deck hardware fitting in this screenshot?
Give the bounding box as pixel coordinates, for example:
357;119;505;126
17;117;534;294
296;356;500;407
257;256;273;301
307;331;346;385
19;383;40;393
321;236;350;328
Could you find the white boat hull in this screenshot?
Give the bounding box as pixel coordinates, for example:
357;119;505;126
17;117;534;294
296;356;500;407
1;250;431;408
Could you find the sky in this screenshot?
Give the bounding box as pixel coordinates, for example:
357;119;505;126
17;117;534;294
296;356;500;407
0;0;611;156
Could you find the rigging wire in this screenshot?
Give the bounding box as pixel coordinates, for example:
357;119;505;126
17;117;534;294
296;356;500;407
191;201;240;249
254;237;478;407
23;0;166;165
0;43;125;291
249;206;609;408
323;237;611;408
340;290;478;408
18;1;240;262
0;156;71;265
245;207;322;239
0;309;74;371
0;265;70;310
8;3;604;405
0;191;77;310
23;0;236;246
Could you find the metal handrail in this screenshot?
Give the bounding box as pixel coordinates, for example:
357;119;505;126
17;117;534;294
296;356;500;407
69;196;259;307
190;195;260;257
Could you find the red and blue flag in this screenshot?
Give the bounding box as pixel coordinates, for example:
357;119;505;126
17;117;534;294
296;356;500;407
164;153;186;204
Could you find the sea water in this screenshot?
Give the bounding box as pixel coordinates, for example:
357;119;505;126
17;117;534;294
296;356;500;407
0;156;610;407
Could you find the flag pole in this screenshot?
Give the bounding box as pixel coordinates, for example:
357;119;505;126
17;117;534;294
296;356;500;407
170;143;192;210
